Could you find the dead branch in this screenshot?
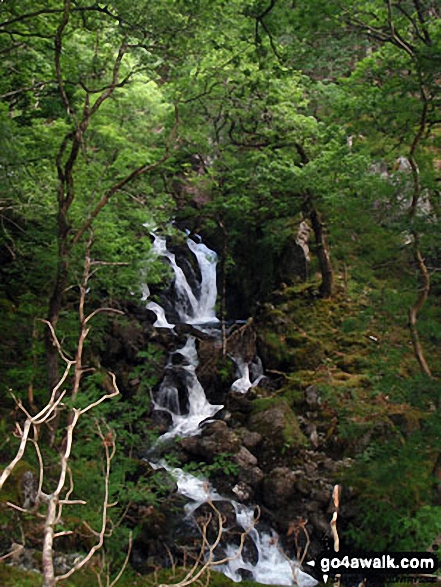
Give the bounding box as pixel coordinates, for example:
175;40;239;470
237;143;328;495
159;500;260;587
0;375;69;490
94;531;133;587
53;421;117;584
330;485;341;553
1;243;123;586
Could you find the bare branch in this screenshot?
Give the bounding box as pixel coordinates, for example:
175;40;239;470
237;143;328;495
109;532;133;587
160;500;260;587
40;319;74;364
55;423;117;583
84;308;124;325
330;485;341;553
0;542;24;562
0;370;69;490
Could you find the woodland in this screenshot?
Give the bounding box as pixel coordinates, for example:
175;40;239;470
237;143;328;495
0;0;441;586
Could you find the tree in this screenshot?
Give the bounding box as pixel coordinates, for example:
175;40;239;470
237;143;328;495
168;18;340;300
333;0;441;375
0;237;122;587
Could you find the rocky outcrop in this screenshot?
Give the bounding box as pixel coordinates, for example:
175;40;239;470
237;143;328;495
180;420;241;461
247;397;307;467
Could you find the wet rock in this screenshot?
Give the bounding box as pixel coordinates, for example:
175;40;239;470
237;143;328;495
194;500;237;528
21;470;38;509
303;460;318;477
232;446;263;489
181;420;241;460
232;482;253;502
239;569;255;581
242;430;263;450
307;511;332;538
295;477;314;497
130;494;190;572
311;488;332;504
151;410;173;434
225;392;253;417
309;426;319;448
262;467;297;508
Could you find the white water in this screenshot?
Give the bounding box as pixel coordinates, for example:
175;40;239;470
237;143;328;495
149;234;219;325
146;230;316;587
231;357;265;394
153;461;316;587
146;301;175;328
155;337;223;440
186;238;219;324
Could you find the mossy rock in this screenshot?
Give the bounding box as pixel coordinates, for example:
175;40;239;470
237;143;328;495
0;460;37;506
248;397;307;450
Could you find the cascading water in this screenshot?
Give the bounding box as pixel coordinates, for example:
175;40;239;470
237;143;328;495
146;234;218;327
153;336;223;440
145;233;223;438
144;231;316;587
231;356;265;394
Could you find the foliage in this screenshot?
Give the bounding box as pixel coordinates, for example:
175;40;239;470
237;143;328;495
182;453;240;479
1;0;441;580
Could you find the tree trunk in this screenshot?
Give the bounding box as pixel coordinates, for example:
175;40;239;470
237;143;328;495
308;203;334;298
46;205;70;393
408;237;432;377
295;143;334;299
406;89;433;377
45;206;71;442
46;260;68;389
42;499;57;587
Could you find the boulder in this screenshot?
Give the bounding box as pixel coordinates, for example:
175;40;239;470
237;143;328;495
238;466;264;487
180;420;241;461
234;446;258;468
247;398;307;457
242;430;263;450
263;467;297;508
233;446;264;488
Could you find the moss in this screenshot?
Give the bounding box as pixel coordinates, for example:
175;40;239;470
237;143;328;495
249;397;307;449
251;397;281;413
0;460;37;505
0;563;272;587
277;385;305;407
0;564;43;587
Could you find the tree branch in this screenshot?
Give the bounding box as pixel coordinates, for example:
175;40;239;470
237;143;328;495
54;0;74;118
71;103;181;245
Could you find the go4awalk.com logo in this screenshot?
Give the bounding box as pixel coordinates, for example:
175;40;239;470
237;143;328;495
306;552;439;583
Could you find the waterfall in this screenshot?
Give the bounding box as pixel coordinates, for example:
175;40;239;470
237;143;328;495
154;336;223;440
152;459;317;587
231;356;265;394
144;230;316;587
147;234;219;326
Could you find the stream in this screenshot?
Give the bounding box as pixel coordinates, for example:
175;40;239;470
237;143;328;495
143;231;317;587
